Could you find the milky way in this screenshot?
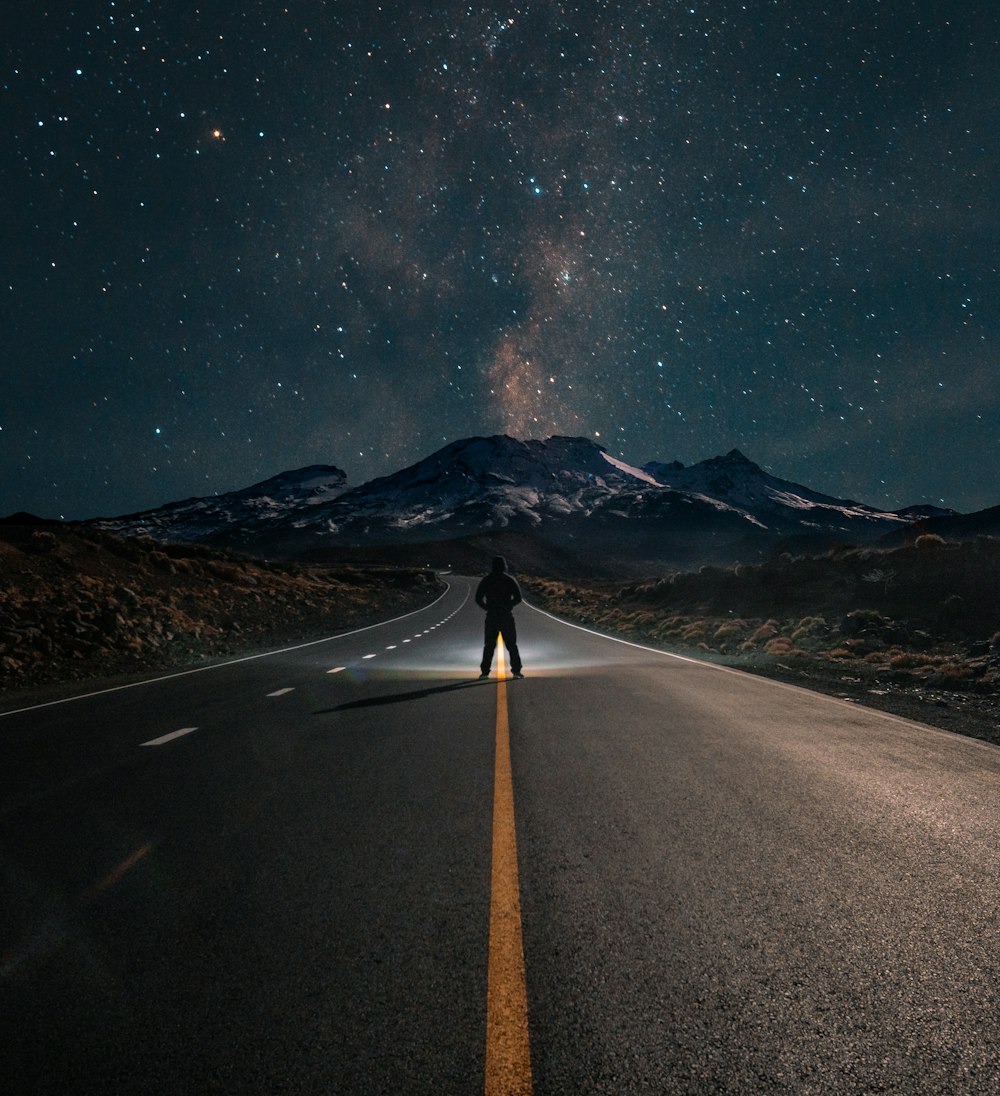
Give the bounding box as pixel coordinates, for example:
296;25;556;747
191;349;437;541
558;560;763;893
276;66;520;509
3;2;998;517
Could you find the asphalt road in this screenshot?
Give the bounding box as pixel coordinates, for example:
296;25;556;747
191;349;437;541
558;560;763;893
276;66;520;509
2;575;999;1094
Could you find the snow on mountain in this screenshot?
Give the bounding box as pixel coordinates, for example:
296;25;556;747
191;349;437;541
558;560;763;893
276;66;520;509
92;465;348;545
289;435;759;545
599;451;663;486
642;449;915;536
90;437;954;566
291;437;942;555
893;504;961;521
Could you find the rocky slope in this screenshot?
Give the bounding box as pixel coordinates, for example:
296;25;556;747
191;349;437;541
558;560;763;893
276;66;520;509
0;519;439;697
93;465;348;548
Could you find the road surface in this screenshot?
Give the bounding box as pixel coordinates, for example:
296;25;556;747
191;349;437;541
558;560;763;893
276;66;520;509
2;575;998;1094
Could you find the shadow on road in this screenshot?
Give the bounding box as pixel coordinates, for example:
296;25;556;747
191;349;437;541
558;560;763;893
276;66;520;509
315;679;493;713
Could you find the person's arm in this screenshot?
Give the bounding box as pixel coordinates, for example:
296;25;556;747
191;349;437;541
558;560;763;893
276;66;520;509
475;577;488;610
509;577;523;608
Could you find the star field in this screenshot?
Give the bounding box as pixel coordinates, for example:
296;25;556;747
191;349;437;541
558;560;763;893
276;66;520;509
3;1;998;518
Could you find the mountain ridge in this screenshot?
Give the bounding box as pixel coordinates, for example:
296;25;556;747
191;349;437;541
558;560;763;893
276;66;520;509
88;464;348;545
79;435;978;571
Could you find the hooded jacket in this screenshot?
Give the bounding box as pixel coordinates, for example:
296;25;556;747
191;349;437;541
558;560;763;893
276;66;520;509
475;556;522;615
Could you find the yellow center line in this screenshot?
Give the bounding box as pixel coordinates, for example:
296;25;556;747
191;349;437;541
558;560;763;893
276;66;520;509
485;639;534;1095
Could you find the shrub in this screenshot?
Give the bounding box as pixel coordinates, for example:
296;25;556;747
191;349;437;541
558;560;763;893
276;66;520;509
841;609;889;636
792;616;828;644
748;621;779;646
888;652;938;670
25;530;58;555
205;560;243;581
934;662;973;682
862;566;893;583
915;533;946;549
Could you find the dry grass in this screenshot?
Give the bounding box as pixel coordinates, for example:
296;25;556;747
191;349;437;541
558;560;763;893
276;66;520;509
525;536;1000;703
0;522;441;694
525;545;1000;748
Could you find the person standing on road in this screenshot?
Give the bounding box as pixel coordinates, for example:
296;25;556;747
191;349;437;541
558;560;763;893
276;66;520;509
476;556;524;679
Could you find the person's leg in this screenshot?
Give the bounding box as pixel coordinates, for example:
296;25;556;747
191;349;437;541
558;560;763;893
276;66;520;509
500;615;522;674
481;616;500;674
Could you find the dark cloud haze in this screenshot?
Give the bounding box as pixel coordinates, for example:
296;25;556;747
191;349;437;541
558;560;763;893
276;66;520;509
3;1;998;519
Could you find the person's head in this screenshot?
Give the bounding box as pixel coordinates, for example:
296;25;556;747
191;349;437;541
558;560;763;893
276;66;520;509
491;555;506;573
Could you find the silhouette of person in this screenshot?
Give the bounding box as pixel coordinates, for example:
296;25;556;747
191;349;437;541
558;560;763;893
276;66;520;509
476;555;524;679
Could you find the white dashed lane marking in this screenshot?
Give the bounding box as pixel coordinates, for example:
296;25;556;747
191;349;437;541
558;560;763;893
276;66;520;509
131;592;467;751
141;727;198;747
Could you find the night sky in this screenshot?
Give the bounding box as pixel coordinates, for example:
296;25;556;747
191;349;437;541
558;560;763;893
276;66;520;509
3;2;998;520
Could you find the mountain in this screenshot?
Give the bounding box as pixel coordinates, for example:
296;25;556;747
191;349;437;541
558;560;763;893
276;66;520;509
877;502;1000;548
297;435;675;543
92;465;348;546
88;437;950;571
641;448;947;539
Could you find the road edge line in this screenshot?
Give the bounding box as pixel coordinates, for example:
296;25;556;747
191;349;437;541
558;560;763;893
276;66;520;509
524;601;1000;752
0;580;456;720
